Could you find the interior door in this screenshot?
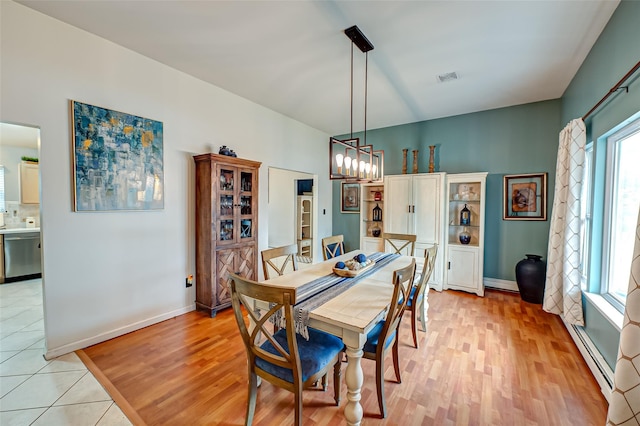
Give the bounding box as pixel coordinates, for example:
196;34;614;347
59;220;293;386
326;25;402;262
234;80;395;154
412;174;440;243
384;175;412;234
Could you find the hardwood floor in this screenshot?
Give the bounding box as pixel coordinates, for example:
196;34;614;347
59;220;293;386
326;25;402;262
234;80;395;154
79;289;608;425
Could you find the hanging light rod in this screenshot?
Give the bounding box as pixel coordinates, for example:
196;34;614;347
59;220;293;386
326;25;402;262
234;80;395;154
344;25;374;53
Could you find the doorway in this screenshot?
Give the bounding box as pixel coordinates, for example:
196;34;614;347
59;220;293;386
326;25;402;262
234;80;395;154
267;167;318;268
0;121;44;346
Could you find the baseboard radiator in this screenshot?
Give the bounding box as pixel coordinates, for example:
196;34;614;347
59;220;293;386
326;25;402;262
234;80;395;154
563;317;614;403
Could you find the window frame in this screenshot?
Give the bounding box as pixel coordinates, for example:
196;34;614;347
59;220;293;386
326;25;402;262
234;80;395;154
599;115;640;311
579;143;593;291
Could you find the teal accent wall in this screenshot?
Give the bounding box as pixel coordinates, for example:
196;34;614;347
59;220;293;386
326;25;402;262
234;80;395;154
333;100;561;280
332;0;639;372
560;0;640;370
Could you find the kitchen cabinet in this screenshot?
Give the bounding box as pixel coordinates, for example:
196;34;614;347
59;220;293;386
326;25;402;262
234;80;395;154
19;161;39;204
360;183;384;253
384;173;446;290
193;153;261;316
444;172;487;296
296;195;313;260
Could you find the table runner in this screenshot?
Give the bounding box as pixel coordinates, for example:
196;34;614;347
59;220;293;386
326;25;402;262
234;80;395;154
274;252;400;339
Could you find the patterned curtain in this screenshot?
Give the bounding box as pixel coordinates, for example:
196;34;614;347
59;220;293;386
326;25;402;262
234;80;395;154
543;118;586;326
607;208;640;425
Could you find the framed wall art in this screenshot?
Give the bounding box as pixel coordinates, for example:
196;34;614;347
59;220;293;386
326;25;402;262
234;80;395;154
503;172;547;221
70;100;164;211
341;182;360;213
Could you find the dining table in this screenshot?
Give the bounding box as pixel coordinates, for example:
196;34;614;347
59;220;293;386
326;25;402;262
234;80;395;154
257;250;420;426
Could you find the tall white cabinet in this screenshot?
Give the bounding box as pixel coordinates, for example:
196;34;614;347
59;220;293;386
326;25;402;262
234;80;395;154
444;172;487;296
384;173;446;291
296;196;313;260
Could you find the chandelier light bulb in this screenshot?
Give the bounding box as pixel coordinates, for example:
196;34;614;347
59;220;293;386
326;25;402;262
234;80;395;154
336;153;344;174
344;156;352;176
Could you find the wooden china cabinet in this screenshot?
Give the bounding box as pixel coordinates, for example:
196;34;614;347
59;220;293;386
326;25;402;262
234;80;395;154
193;153;261;316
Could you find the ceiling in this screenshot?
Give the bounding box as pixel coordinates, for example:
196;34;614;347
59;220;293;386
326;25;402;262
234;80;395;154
16;1;619;136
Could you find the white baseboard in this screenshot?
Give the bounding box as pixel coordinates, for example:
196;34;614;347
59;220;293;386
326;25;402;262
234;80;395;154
562;317;614;402
44;304;196;360
484;277;518;292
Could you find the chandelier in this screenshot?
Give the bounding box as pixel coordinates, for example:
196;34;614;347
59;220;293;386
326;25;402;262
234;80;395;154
329;25;384;182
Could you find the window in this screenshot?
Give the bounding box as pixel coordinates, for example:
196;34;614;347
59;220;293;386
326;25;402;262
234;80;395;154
601;116;640;308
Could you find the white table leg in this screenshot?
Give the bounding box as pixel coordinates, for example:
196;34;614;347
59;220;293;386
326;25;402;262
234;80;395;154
343;332;366;426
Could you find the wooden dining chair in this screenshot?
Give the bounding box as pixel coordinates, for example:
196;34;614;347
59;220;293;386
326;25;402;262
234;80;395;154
382;232;416;256
321;235;344;260
229;273;344;426
261;244;299;280
406;244;438;348
362;258;416;418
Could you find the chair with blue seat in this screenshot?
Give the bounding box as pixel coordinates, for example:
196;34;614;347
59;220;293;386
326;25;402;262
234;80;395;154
229;272;344;426
362;258;416;418
321;235;344;260
406;244;438;348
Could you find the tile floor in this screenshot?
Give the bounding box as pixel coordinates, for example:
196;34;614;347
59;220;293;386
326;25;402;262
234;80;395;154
0;279;132;425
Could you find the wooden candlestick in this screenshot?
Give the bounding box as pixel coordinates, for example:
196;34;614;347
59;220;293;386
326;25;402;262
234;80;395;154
412;150;418;174
402;149;408;174
428;145;435;173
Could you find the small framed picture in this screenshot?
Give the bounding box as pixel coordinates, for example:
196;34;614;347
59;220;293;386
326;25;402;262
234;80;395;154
341;182;360;213
503;173;548;221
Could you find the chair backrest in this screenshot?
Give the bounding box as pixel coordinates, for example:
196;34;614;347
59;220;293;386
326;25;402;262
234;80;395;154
261;244;299;280
377;259;416;354
229;272;302;387
322;235;344;260
413;244;438;302
382;232;417;256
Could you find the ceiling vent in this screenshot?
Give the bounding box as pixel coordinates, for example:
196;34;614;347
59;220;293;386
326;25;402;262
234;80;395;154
437;71;459;83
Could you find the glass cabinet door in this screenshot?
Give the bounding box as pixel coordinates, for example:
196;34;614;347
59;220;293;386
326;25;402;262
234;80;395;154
448;181;481;246
216;167;256;243
239;171;253;240
218;167;235;243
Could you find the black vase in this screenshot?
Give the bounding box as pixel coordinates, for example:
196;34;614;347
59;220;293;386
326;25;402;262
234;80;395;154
515;254;547;304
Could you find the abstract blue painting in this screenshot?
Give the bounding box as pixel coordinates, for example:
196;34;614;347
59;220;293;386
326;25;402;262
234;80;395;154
71;100;164;211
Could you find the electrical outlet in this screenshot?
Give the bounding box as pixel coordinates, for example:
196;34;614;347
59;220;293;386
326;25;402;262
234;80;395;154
186;275;193;288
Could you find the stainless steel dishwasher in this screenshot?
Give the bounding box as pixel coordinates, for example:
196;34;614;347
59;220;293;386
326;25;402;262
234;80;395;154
3;232;41;280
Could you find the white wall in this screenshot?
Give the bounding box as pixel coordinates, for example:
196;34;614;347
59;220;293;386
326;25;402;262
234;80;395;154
0;1;333;358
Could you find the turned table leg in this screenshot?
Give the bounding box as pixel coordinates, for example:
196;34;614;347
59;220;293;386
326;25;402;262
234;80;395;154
343;332;366;426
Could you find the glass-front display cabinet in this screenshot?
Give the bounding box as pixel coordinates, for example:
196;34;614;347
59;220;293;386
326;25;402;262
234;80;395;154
194;153;261;316
445;172;487;297
360;183;385;252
